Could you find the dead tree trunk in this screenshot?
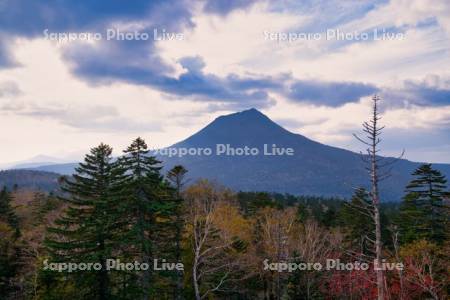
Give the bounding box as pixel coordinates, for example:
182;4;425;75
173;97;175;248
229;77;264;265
369;96;384;300
354;95;403;300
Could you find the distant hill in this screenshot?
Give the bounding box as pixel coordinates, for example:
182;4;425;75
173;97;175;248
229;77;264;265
13;108;450;200
0;169;61;191
28;163;79;175
0;155;71;170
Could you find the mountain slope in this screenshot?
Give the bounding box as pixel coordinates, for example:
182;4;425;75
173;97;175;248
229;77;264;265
161;108;450;200
22;108;450;200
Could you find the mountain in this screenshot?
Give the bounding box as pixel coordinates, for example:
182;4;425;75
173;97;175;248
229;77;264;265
0;169;61;191
29;163;79;175
17;108;450;200
159;108;450;200
0;155;73;170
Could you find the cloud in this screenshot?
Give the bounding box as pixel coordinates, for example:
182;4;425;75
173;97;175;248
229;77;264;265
0;0;296;114
0;0;260;69
0;0;449;164
0;40;15;67
403;79;450;106
29;5;278;110
274;117;328;129
0;0;260;40
0;81;21;97
1;102;161;132
1;0;443;112
286;79;378;107
342;0;450;36
0;0;193;70
0;32;20;68
64;39;449;111
0;0;159;35
380;75;450;109
203;0;257;15
179;56;206;73
157;56;279;107
64;50;278;109
362;127;450;164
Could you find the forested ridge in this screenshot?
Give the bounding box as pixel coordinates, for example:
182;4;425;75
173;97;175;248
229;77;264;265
0;170;60;192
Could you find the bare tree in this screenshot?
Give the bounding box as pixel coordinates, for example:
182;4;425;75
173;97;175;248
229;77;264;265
400;240;446;300
256;207;298;299
185;180;252;300
353;95;404;300
294;219;343;299
389;225;405;300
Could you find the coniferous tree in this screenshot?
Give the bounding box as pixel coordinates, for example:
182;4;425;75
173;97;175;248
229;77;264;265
31;191;54;225
45;143;127;300
119;137;174;299
0;187;21;297
340;188;373;254
399;164;449;245
0;187;20;237
167;165;188;300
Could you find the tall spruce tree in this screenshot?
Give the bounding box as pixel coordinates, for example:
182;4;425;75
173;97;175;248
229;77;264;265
167;165;188;300
45;143;127;300
119;137;174;299
398;164;449;244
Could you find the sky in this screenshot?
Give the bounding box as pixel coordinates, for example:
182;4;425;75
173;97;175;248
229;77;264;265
0;0;449;165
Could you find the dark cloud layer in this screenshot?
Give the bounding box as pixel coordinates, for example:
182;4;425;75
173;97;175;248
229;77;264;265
380;77;450;110
0;0;165;35
0;0;250;64
403;81;450;106
0;0;275;110
287;80;379;107
1;1;449;111
203;0;257;15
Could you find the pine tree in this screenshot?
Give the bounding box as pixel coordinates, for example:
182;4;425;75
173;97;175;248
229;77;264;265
45;143;127;300
399;164;449;245
119;137;174;299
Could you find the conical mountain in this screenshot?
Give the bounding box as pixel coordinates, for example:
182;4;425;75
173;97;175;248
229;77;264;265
174;108;312;148
24;108;450;200
162;108;450;200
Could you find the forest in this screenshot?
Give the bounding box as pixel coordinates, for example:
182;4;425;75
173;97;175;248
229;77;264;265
0;96;448;300
2;0;450;298
0;134;449;299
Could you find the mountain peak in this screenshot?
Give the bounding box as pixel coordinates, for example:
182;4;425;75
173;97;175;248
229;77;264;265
209;108;283;132
216;107;265;119
240;107;262;114
174;108;295;147
212;108;275;126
